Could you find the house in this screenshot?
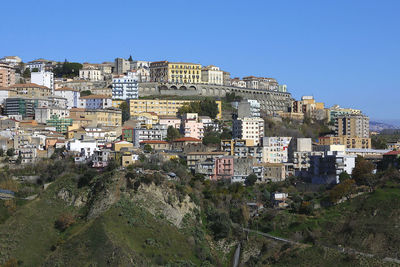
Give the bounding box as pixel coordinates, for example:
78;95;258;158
139;140;170;151
172;137;202;151
186;151;228;170
113;141;134;152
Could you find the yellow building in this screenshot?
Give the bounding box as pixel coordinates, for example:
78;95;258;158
9;83;52;98
113;141;134;152
128;99;222;119
112;100;125;108
69;108;122;127
318;136;371;149
150;61;202;84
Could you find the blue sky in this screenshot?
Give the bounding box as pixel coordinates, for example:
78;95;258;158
1;0;399;121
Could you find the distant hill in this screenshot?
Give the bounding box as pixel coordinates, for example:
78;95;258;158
370;120;400;132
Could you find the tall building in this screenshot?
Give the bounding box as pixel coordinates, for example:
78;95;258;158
79;95;112;109
232;117;264;145
31;71;54;93
54;87;80;109
150;61;202;83
181;113;204;140
8;83;52;98
291;96;325;118
112;72;139;100
236;99;261;118
201;65;223;85
336;114;369;138
327;105;362;123
0;63;16;87
79;67;104;81
262;137;292;163
4;98;34;118
242;76;279;91
114;58;131;74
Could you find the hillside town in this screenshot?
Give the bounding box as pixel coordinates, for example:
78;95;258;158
0;55;396;187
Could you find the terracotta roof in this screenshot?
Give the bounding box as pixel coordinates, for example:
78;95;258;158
11;83;50;89
140;140;169;144
173;137;202;142
0;87;16;91
384;150;400;156
80;94;111;99
55;87;79;92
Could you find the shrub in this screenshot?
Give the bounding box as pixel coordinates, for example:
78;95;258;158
55;213;75;231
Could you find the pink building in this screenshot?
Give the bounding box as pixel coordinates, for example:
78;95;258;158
212;156;234;180
182;113;204;139
159;116;181;129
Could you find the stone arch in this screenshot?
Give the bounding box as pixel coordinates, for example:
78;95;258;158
159;85;168;90
179;86;187;90
189;85;196;90
170;85;178;90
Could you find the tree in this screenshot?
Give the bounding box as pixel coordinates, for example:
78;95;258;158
128;55;133;62
53;61;83;78
202;130;220;146
54;213;75;231
80;90;92;97
339;171;351;182
329;179;356;203
119;101;130;123
245;174;258;186
177;98;218;119
352;157;375;188
144;144;152;153
220;127;232;140
0;148;3;157
22;68;31;78
6;148;14;157
166;126;180;142
31;68;39;72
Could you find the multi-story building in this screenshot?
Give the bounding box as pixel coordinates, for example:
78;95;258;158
318;136;371;149
262;137;292;163
0;87;16;104
231;78;246;88
112;72;138;100
114;58;131;74
335;114;369;138
291;96;325;119
223;71;231;86
387;141;400;151
182;113;204;139
242;76;279;91
0;56;22;66
0;63;16;87
122;124;167;147
128;99;222;119
4;98;34;118
186;151;228;170
8;83;52;98
46;115;73;132
150;61;202;84
235;99;261;118
79;95;112;109
327;105;362;123
159;116;181;129
31;71;54;93
221;139;263;163
34;107;70;124
212;156;234;180
201;65;223;85
69;108;122;127
79;67;104;81
232;117;264;145
54;87;80;109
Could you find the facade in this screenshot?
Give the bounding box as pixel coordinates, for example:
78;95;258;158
291;96;325;119
327;105;362;123
212;156;234;180
4;98;34;118
112;72;139;100
262;137;292;163
232;117;264;145
318;136;371;149
115;58;131;74
128;99;222;119
336;114;369;138
0;88;16;104
67;139;98;158
79;68;104;81
150;61;202;83
186;151;228;170
201;65;223;85
221;139;263;162
0;63;16;87
182;113;204;139
35;107;70;124
79;95;112;109
242;76;279;91
31;71;54;93
139;140;170;151
159;116;181;129
8;83;52;98
69;108;122;127
122;124;167;147
46;116;73;132
236;99;261;118
54;87;80;109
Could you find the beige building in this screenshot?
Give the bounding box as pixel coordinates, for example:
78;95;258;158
79;67;104;81
242;76;279;90
150;61;202;84
336;114;369;138
69;108;122;127
232;117;264;145
319;136;371;149
8;83;52;98
201;65;223;85
291;96;325;119
0;63;15;87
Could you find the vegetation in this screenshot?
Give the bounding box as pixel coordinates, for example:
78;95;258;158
178;98;219;119
166;125;181;142
80;90;92;97
53;60;83;78
119;101;130;123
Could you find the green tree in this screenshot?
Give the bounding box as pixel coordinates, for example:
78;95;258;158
329;179;356;202
119;101;130;123
245;174;258;186
202;130;220;146
22;68;31;78
166;126;180;142
6;148;14;157
0;148;4;157
80;90;92;97
54;60;83;78
128;55;133;61
339;171;351;182
220;127;232;140
144;144;152;153
200;98;218;119
31;68;39;72
352;157;375;187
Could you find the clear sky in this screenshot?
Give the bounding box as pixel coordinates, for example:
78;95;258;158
1;0;399;121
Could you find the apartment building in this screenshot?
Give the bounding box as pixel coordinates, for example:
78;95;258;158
54;87;80;109
128;99;222;119
181;113;204;139
242;76;279;91
112;72;138;100
31;71;54;93
0;63;15;87
4;98;34;118
201;65;223;85
122;124;167;147
335;114;369;138
262;137;292;163
69;108;122;127
186;151;228;170
327;105;362;123
8;83;52;98
114;58;131;74
212;156;234;180
221;139;263;162
319;136;371;149
291;96;324;118
150;61;202;84
79;95;112;109
0;87;16;104
232;117;264;145
235;99;261;118
79;67;104;81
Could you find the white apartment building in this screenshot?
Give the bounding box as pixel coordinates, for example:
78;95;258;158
54;87;80;109
112;72;139;100
201;65;223;85
34;107;70;124
31;71;54;93
232;117;264;145
79;68;103;81
262;137;292;163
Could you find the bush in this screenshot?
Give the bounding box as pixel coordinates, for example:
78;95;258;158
55;213;75;231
